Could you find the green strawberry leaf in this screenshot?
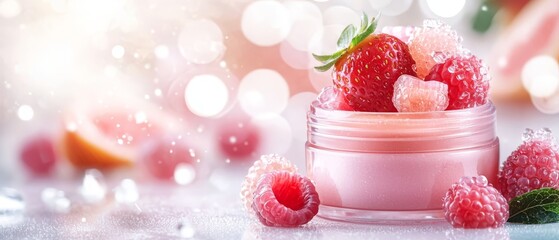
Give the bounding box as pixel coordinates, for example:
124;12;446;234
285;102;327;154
312;49;344;63
314;59;337;72
351;16;377;47
313;12;380;72
359;12;369;33
337;25;356;49
508;188;559;224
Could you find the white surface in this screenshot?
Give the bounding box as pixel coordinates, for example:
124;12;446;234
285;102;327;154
1;179;558;240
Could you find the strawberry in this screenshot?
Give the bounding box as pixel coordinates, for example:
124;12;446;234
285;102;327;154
313;14;417;112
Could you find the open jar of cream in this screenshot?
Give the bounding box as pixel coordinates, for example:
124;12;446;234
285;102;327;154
306;101;500;222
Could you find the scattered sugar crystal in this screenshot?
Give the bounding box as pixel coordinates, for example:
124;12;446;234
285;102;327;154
177;220;196;238
114;179;139;204
409;19;462;78
432;52;449;64
80;169;107;204
41;188;71;213
380;26;419;44
0;188;25;225
522;128;556;145
317;86;352;111
392;74;449;112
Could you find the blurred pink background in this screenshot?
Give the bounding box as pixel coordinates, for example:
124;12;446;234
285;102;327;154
1;0;558;181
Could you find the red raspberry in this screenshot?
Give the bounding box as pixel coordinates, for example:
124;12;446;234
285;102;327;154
251;171;320;227
20;135;57;175
240;154;298;213
141;136;195;180
443;176;509;228
499;128;559;201
217;118;260;161
425;53;490;110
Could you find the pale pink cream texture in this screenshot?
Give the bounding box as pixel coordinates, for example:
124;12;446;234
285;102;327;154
306;101;500;211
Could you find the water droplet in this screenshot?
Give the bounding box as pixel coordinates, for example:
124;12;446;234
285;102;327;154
423;19;443;29
80;169;107;203
177;220;196;238
523;128;557;144
41;188;71;213
459;91;470;100
114;179;139;204
432;52;447;64
522;128;536;142
447;65;456;73
0;188;25;226
174;163;196;185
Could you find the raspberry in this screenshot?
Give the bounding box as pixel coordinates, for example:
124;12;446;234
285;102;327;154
499;128;559;201
392;74;449;112
425;53;490;110
317;86;353;111
20;135;57;175
443;176;509;228
409;19;462;78
240;154;298;213
251;171;320;227
217;118;260;161
141;136;195;180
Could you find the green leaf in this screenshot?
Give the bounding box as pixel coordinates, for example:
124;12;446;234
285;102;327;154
337;24;356;49
312;12;379;71
359;12;369;32
313;49;345;63
472;0;498;33
314;59;337;72
351;17;376;47
312;53;334;62
508;188;559;224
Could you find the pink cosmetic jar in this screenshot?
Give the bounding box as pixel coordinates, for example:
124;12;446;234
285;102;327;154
306;101;500;222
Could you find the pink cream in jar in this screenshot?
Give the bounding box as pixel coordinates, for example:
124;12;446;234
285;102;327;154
306;101;500;222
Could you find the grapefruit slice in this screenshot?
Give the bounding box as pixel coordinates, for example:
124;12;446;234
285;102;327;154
62;98;182;169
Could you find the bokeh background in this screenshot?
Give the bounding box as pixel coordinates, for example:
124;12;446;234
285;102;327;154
1;0;558;183
2;0;559;239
